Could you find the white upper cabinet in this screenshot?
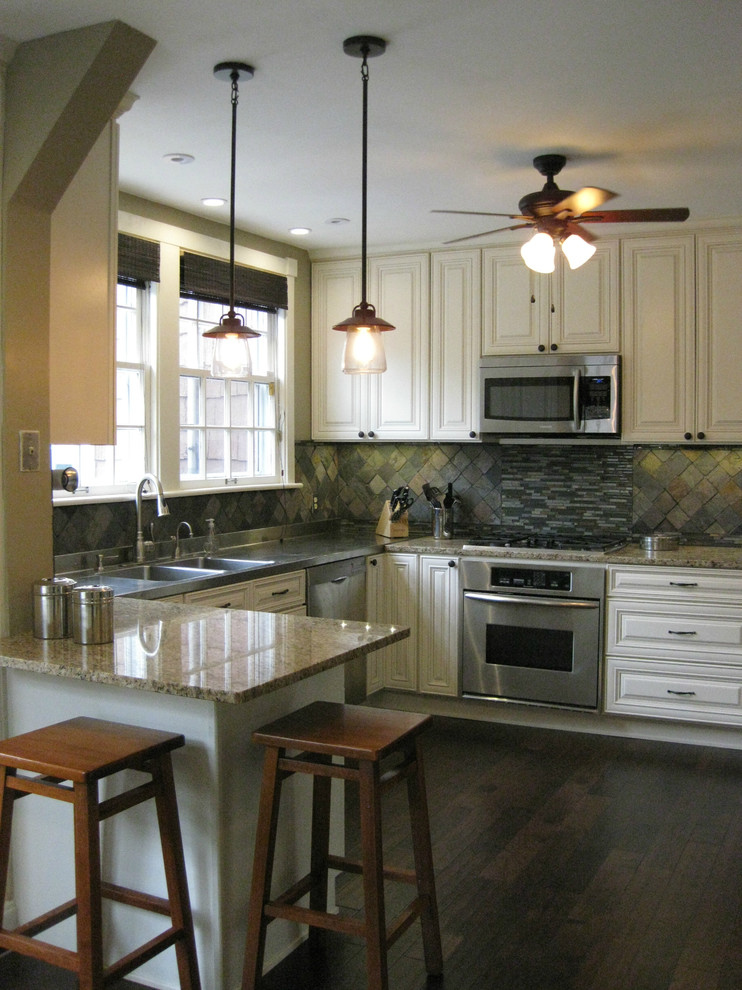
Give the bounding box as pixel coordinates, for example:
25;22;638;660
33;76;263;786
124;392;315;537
481;241;619;355
622;230;742;444
311;254;429;441
430;249;481;440
50;120;119;444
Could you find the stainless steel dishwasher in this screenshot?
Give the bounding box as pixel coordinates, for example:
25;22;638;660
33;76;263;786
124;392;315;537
306;556;367;702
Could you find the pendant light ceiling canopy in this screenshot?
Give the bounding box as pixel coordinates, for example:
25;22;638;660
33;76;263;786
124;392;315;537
333;35;395;375
203;60;260;378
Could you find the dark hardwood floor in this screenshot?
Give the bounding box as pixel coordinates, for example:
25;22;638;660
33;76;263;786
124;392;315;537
4;715;742;989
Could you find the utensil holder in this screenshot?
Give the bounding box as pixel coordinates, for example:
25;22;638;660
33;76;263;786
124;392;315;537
376;501;409;538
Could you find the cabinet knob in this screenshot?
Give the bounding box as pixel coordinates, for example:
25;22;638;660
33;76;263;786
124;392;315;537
684;432;692;441
358;431;365;438
448;559;456;568
550;303;555;314
370;558;378;566
697;431;705;440
368;430;375;438
468;430;476;439
550;343;558;351
538;344;546;352
530;294;536;304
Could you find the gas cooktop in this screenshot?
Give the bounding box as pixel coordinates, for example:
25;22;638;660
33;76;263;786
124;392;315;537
461;532;628;553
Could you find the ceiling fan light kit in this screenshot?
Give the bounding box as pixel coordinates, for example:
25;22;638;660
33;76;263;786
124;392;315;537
333;35;395;375
435;152;689;273
203;60;260;379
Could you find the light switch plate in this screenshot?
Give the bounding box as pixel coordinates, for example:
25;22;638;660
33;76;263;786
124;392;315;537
19;430;40;472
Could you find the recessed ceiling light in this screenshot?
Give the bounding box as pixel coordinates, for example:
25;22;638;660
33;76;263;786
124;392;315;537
163;152;195;165
289;227;311;236
202;197;227;207
325;217;350;225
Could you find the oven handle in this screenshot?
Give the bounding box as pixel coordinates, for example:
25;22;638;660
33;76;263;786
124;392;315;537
573;369;582;432
463;591;599;609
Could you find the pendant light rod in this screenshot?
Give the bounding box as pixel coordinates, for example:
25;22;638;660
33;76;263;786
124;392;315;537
213;61;254;320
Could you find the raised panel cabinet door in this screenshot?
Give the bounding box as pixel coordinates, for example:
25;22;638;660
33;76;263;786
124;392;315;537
50;121;118;444
365;556;386;694
311;259;366;440
382;553;419;692
555;239;619;353
418;556;459;696
368;253;430;439
696;231;742;442
430;250;481;440
482;246;546;354
620;235;695;441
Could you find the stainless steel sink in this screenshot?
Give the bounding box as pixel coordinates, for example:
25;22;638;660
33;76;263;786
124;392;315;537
113;563;229;582
177;556;273;572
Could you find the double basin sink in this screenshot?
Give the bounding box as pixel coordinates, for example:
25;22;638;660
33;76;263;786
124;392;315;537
115;556;274;583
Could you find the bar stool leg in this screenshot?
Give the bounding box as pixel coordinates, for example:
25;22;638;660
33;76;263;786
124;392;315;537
0;767;15;926
152;754;202;990
308;761;332;951
242;746;283;990
358;759;388;990
73;778;104;990
407;740;443;976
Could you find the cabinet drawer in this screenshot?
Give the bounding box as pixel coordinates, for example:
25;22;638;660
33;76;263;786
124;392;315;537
248;570;306;612
608;565;742;602
184;584;248;609
607;601;742;662
605;658;742;725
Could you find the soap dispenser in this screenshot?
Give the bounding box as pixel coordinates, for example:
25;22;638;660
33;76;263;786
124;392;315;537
204;518;218;554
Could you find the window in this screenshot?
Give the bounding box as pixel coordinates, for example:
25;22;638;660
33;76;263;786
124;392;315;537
178;299;281;485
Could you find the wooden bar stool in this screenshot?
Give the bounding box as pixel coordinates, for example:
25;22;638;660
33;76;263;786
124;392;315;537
242;701;442;990
0;716;201;990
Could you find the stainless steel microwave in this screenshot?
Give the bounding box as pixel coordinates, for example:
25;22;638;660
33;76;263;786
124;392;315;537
480;353;620;436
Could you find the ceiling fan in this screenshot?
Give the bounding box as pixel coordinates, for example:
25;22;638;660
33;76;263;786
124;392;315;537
432;153;690;272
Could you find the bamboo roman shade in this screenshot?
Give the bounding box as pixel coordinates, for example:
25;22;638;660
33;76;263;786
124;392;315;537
117;233;160;286
180;251;288;312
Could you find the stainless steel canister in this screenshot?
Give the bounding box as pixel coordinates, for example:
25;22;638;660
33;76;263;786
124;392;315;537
71;585;114;645
431;505;444;539
33;576;77;639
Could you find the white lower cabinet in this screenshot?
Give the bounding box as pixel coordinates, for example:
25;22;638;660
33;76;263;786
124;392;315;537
184;570;306;614
605;565;742;725
366;552;459;697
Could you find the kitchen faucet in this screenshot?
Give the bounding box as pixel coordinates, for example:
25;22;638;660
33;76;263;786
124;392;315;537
135;474;169;563
173;521;193;559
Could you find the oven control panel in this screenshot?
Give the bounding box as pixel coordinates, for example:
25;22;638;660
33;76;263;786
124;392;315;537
489;567;572;591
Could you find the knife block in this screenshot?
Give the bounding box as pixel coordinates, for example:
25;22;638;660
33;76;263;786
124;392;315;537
376;501;409;539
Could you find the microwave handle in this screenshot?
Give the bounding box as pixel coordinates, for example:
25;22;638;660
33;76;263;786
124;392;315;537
572;369;581;432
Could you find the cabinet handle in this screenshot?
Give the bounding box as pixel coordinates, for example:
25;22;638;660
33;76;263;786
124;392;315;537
218;603;233;609
684;432;692;441
368;430;376;438
370;558;378;566
538;344;546;352
271;588;290;596
530;294;536;304
669;581;698;587
668;629;697;636
358;431;365;438
550;343;558;351
550;303;555;314
667;689;696;696
468;431;476;439
697;431;706;440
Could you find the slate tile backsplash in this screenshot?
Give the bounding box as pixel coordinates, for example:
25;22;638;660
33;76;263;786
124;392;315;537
53;443;742;557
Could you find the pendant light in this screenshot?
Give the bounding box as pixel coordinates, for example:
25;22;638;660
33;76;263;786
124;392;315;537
333;36;395;374
202;61;260;378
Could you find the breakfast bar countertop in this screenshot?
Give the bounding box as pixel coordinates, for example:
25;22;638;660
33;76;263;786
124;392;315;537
0;596;408;704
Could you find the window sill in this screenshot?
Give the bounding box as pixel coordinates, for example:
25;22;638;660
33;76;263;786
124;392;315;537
52;481;302;507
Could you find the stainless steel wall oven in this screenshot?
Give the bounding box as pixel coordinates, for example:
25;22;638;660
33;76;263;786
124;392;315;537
461;557;605;710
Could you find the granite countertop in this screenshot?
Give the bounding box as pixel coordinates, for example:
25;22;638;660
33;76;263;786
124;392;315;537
0;598;408;704
388;536;742;570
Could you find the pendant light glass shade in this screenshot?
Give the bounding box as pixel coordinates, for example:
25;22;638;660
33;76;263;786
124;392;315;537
204;62;259;378
560;232;596;270
333;36;394;374
521;230;556;273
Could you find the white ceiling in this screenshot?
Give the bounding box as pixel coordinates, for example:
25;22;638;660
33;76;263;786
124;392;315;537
2;0;741;255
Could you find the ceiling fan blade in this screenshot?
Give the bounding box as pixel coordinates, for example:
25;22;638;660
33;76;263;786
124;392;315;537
443;223;532;246
578;207;690;223
564;221;596;243
553;186;616;217
432;209;527;220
